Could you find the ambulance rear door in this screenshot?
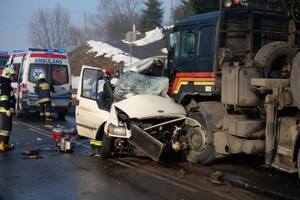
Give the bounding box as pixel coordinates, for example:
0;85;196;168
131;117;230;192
26;52;71;108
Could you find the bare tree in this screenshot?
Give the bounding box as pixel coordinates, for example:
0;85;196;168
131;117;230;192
29;4;72;49
68;26;85;47
92;0;143;41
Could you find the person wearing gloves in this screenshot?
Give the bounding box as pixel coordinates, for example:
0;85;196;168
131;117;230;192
0;67;16;152
35;73;55;121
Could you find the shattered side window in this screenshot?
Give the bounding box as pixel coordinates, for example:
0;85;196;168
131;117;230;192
114;72;169;102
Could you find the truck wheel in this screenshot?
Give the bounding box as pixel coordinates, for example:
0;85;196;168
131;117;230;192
297;148;300;179
254;41;298;78
186;112;216;165
101;133;113;160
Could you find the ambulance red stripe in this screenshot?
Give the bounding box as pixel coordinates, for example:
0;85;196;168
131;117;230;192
30;53;67;59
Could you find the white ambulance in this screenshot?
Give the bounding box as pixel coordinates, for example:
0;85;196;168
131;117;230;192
8;48;72;118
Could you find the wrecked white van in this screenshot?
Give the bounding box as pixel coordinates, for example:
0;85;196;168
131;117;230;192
76;62;191;161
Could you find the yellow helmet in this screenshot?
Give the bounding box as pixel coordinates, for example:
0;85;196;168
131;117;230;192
2;67;16;79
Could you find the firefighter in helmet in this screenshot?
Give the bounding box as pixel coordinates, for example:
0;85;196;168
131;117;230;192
89;68;113;156
0;67;16;152
35;73;55;121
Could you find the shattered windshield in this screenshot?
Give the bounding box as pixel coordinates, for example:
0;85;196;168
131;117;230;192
114;71;169;102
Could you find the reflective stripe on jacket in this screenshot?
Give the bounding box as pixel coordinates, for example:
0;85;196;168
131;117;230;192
0;130;9;137
35;79;54;102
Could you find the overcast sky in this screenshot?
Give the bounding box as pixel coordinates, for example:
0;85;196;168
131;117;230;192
0;0;179;51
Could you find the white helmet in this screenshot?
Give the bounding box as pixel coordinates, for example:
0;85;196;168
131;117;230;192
38;73;46;80
110;77;119;87
2;67;16;79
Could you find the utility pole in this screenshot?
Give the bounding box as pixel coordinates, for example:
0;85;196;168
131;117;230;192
169;0;174;25
83;12;87;42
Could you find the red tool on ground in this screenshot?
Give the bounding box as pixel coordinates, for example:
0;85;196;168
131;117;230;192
51;127;76;153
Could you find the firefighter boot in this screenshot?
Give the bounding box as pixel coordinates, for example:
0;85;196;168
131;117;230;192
94;140;102;157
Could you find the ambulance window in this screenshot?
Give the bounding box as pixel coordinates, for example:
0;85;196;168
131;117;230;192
81;68;99;100
0;57;8;67
29;64;48;83
51;65;68;85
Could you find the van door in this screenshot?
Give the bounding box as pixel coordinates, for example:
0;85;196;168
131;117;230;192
75;66;112;139
50;64;71;108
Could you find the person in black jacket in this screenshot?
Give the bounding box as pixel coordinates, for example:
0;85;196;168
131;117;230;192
0;67;16;152
35;73;55;121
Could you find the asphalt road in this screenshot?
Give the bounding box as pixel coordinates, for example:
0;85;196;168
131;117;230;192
0;114;299;200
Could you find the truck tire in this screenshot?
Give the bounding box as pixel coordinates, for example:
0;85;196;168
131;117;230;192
254;41;298;77
101;133;113;160
186;112;216;165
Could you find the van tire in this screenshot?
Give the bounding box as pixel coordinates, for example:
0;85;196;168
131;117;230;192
254;41;298;77
186;112;216;165
101;133;113;160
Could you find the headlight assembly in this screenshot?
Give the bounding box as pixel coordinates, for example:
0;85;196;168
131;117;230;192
107;123;127;137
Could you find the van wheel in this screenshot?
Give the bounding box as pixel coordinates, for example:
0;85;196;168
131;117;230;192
101;134;114;160
186;112;216;165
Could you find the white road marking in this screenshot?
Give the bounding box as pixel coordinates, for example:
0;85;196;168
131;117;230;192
14;120;90;149
112;159;199;193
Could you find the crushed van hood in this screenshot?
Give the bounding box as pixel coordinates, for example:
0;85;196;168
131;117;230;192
113;95;186;119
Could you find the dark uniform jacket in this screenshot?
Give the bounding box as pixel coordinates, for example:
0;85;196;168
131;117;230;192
35;79;55;103
0;77;15;111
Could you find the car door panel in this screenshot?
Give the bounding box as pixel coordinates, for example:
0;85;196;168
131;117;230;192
76;66;110;139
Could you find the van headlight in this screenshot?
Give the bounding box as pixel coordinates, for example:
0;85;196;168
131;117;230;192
107;123;127;136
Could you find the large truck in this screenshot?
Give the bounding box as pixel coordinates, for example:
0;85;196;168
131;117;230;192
165;0;300;176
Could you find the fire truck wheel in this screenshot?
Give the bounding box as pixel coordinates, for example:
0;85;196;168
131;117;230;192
186;112;216;165
101;133;113;160
254;41;298;78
